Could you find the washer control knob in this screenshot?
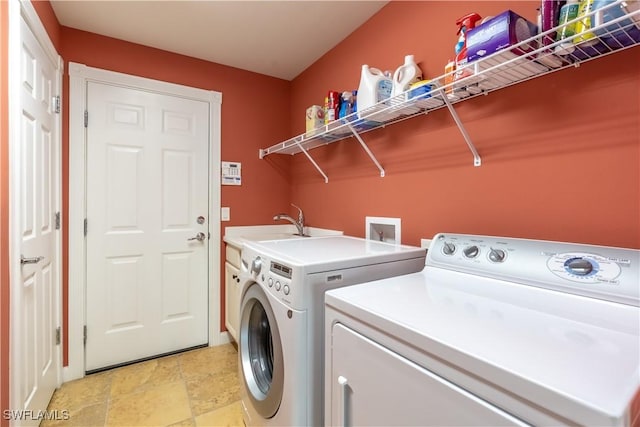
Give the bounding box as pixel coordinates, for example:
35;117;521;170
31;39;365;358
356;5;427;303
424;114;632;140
283;285;290;295
275;281;281;291
489;248;506;263
565;258;594;276
251;257;262;275
463;245;479;258
442;242;456;255
267;277;274;287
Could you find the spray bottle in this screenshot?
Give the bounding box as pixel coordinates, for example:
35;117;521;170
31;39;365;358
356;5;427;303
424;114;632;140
453;13;483;81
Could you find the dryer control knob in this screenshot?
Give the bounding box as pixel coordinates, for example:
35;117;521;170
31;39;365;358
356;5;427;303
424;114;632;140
489;248;506;263
251;257;262;275
565;258;594;276
443;242;456;255
463;245;479;258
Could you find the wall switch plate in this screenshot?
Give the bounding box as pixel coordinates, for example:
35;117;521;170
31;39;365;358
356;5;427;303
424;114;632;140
221;207;231;221
365;216;401;244
420;239;432;249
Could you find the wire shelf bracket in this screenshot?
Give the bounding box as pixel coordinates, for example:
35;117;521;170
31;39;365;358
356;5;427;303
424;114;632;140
437;85;482;167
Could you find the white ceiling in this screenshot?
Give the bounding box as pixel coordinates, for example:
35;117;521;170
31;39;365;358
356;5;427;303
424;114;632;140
50;1;388;81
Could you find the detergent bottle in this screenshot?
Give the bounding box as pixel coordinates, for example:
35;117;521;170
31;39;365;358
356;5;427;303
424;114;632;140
391;55;423;100
357;65;392;116
453;13;482;81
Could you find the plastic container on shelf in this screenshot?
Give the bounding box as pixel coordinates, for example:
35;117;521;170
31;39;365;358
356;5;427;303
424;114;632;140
391;55;423;103
555;0;581;54
357;65;392;118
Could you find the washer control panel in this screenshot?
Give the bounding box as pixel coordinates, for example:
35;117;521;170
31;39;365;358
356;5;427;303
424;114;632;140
427;233;639;306
242;247;297;306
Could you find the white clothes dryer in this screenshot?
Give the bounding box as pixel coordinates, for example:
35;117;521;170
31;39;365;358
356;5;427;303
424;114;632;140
237;236;426;427
325;233;640;426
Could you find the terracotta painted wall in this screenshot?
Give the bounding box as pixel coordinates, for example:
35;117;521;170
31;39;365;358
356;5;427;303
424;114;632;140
289;1;640;249
1;1;10;423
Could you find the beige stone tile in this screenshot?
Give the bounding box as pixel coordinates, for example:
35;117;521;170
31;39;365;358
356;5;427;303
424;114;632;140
110;355;181;396
194;401;243;427
186;370;241;417
106;380;191;427
178;344;238;380
48;370;113;412
167;417;196;427
42;402;107;427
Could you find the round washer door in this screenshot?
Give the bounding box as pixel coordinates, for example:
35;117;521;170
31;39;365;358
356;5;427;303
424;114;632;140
239;283;284;419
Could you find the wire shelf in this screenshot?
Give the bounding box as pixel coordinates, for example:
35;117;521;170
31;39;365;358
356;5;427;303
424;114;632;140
259;1;640;179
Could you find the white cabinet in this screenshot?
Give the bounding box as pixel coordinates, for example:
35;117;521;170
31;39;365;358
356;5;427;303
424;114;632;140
327;323;528;427
225;244;242;342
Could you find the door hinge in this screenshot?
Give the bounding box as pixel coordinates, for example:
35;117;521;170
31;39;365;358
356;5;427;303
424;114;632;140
53;95;61;114
84;110;88;128
55;327;61;345
83;325;87;346
84;218;87;236
55;211;61;230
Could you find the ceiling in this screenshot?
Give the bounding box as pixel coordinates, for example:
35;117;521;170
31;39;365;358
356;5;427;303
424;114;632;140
50;1;388;81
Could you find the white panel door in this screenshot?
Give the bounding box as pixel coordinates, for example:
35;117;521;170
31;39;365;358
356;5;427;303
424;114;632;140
86;82;209;371
16;11;60;424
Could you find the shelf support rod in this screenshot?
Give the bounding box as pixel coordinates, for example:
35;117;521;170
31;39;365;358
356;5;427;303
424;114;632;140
438;88;482;167
296;141;329;183
346;123;385;177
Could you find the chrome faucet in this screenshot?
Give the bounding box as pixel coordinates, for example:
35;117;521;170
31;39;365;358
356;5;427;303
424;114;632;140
274;203;306;236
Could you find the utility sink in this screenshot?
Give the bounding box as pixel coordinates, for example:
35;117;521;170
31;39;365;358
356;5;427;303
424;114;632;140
223;225;343;248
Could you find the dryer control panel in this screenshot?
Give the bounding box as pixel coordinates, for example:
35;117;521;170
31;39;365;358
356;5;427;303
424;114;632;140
427;233;639;307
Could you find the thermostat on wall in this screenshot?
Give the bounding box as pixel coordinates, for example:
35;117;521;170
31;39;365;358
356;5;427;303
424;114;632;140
222;161;241;186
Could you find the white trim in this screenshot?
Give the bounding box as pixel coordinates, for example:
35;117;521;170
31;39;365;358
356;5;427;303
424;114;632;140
218;331;232;346
9;0;63;418
8;0;21;415
67;62;222;381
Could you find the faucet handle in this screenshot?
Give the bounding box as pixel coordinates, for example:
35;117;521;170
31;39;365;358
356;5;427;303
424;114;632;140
291;203;304;223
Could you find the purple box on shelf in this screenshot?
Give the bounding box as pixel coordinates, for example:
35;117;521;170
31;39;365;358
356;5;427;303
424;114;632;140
467;10;539;63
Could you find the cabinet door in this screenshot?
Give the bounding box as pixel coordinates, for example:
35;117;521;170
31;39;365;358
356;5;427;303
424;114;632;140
328;323;529;427
225;261;241;342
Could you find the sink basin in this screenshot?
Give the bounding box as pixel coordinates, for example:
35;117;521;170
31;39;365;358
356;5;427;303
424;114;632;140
245;233;308;242
223;225;343;248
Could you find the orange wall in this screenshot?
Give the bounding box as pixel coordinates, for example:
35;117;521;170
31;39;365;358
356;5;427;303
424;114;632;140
1;0;9;423
289;1;640;249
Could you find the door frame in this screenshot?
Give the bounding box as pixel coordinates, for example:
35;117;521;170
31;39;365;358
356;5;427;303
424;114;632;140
67;62;223;381
9;0;63;413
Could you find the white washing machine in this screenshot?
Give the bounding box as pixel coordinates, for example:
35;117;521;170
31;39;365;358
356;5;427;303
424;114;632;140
325;233;640;426
237;235;426;426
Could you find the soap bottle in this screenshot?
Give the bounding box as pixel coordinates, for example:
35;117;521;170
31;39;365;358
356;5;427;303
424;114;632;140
392;55;423;101
574;0;598;46
555;0;581;54
453;13;483;81
357;65;392;116
338;91;353;119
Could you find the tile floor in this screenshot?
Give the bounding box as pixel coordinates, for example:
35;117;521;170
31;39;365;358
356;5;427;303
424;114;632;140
43;343;244;427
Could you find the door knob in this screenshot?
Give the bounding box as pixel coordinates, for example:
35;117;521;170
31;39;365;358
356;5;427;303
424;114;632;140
187;232;206;242
21;255;44;265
